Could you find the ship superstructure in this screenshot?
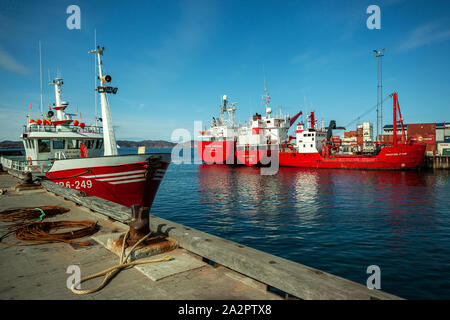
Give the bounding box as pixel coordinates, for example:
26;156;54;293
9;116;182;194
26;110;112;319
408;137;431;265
18;78;103;174
235;86;301;165
290;111;328;155
198;95;239;164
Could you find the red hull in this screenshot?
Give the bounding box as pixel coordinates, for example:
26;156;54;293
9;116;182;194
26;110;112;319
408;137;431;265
235;145;276;166
197;140;236;164
279;144;426;170
46;154;170;208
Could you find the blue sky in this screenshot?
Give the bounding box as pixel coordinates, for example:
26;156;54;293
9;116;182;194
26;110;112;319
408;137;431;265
0;0;449;141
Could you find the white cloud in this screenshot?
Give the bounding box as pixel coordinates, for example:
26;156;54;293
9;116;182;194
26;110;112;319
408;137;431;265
0;46;30;74
397;20;450;52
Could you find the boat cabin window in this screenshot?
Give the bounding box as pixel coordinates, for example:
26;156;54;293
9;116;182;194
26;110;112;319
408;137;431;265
38;139;50;153
84;140;93;149
67;139;80;149
96;140;103;149
53;139;65;149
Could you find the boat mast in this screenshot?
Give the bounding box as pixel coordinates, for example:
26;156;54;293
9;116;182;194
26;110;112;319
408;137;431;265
39;40;44;118
220;95;227;124
89;46;118;156
49;78;64;121
374;48;385;139
262;67;271;118
263;86;271;117
392;92;406;145
94;29;98;126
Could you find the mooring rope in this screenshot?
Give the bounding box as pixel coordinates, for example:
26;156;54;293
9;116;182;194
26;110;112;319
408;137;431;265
71;230;172;295
0;206;70;222
0;220;99;246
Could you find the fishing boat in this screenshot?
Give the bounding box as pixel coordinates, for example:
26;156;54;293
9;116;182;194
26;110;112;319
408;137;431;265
0;78;104;175
278;92;426;170
197;95;239;164
45;46;170;208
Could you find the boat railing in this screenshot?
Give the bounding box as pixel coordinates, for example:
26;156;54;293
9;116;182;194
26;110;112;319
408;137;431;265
54;151;67;160
22;125;103;134
1;155;52;173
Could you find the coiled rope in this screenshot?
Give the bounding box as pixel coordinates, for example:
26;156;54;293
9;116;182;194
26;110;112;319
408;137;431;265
0;220;99;246
71;230;172;295
0;206;70;222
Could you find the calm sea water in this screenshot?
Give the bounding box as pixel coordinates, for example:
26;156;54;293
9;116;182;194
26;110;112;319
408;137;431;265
131;148;449;298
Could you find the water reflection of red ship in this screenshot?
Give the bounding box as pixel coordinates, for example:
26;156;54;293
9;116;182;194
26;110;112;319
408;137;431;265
197;163;434;240
198;164;430;209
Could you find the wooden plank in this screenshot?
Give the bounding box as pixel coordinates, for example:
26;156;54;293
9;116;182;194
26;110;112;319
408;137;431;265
41;179;402;300
148;216;402;300
41;180;131;222
7;169;26;179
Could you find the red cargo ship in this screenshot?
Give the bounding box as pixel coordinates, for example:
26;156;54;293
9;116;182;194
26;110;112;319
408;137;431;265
198;95;238;164
198;140;236;164
279;93;426;170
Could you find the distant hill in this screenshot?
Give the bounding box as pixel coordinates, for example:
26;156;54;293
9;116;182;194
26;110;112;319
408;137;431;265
0;139;198;149
117;140;198;148
0;140;23;149
117;140;176;148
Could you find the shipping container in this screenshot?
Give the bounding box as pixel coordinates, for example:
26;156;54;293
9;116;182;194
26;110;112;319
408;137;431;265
436;129;444;141
379;134;393;143
426;143;436;156
407;123;436;136
438;143;450;156
344;131;357;138
331;136;341;143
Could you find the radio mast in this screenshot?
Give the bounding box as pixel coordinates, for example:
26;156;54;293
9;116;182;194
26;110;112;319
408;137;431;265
373;48;385;139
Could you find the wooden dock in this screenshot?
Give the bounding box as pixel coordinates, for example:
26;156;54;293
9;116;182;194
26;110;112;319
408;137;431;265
425;155;450;169
1;171;402;300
